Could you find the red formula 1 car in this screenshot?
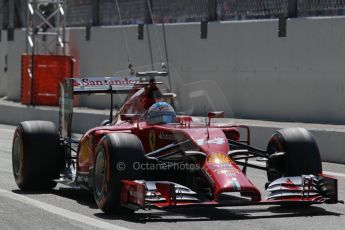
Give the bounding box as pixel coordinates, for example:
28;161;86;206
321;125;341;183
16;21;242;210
12;71;340;214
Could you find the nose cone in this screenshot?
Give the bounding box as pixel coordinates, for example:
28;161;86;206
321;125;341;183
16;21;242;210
203;152;261;201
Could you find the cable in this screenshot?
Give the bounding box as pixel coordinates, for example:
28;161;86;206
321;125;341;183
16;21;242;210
146;25;155;70
146;0;167;70
114;0;135;74
162;22;172;91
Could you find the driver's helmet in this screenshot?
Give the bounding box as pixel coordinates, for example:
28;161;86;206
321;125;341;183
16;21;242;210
147;102;176;124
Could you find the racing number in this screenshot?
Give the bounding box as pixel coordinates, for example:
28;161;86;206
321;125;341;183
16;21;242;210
149;130;156;151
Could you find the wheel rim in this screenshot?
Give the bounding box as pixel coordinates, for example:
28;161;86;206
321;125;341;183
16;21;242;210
12;134;22;177
94;148;106;197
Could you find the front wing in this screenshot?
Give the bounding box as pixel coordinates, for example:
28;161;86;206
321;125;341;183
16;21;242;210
120;174;339;210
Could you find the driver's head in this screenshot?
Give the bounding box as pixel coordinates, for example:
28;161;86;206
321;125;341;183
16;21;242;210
147;102;176;124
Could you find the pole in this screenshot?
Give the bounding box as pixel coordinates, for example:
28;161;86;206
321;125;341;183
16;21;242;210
208;0;217;21
288;0;298;18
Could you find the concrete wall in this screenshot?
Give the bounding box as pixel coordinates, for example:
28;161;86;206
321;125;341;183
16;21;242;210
1;18;345;124
0;30;7;97
0;29;26;100
6;29;26;101
1;101;344;164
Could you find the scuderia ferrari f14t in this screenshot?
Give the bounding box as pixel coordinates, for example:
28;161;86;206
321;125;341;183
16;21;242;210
12;71;341;214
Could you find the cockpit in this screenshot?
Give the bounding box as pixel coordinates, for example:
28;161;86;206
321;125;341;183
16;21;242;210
116;82;175;123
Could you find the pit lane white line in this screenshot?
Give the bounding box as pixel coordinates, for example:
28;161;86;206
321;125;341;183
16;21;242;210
0;127;14;133
0;188;130;230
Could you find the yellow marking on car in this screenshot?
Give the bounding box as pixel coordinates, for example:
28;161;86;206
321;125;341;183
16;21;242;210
149;130;156;151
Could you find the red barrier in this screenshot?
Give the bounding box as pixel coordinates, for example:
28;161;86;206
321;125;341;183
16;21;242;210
21;54;73;106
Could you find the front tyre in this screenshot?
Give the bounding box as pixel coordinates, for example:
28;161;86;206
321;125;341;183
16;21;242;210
266;127;322;183
93;133;146;214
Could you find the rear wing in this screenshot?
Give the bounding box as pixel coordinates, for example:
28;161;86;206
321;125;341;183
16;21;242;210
59;71;169;139
59;76;139;139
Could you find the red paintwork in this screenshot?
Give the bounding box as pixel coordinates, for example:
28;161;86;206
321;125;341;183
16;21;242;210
74;81;281;208
74;80;340;209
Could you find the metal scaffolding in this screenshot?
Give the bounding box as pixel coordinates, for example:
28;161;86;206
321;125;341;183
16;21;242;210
26;0;66;55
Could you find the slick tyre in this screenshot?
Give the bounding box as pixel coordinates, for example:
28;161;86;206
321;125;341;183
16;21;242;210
93;133;146;214
12;121;65;190
266;127;322;183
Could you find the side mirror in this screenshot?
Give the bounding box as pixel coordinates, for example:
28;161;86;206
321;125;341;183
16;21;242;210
176;115;193;124
101;119;111;126
208;111;224;125
120;114;140;122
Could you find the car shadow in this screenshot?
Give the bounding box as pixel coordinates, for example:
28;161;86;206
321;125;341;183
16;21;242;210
94;205;342;223
12;186;98;209
11;188;343;223
51;187;98;209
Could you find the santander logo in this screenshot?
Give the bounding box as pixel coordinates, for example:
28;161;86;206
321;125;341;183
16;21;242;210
72;77;140;89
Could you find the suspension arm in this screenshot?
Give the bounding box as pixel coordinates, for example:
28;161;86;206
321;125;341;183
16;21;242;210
146;140;192;159
228;139;268;158
234;161;267;171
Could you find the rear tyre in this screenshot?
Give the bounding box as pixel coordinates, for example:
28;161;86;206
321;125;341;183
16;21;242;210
93;133;147;214
12;121;65;190
266;127;322;183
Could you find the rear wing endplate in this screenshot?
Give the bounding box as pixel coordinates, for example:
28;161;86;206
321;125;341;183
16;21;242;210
59;80;73;139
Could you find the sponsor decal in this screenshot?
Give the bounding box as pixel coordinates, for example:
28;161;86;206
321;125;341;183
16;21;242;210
207;152;232;164
78;139;89;164
72;76;139;91
159;132;184;141
214;167;240;177
225;168;241;177
196;137;225;145
159;132;175;141
208;158;241;177
207;153;240;177
149;130;156;151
